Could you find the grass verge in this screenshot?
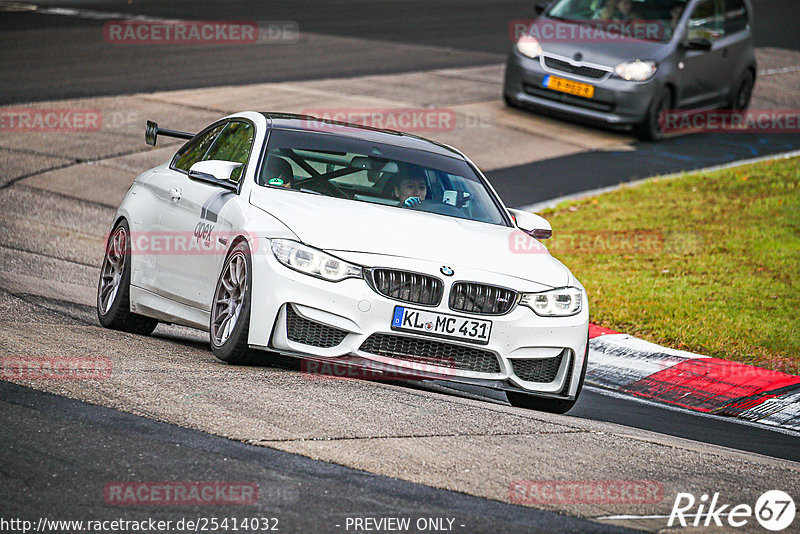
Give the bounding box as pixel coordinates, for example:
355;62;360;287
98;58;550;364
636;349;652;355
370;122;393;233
541;155;800;374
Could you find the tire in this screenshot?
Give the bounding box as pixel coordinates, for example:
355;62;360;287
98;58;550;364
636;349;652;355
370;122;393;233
97;220;158;335
729;70;754;111
209;240;262;365
506;335;589;414
634;86;671;141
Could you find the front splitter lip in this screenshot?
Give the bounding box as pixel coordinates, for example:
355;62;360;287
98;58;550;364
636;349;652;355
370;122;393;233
258;350;576;401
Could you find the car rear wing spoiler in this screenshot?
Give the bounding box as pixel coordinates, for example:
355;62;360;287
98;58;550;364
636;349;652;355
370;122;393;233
145;120;194;146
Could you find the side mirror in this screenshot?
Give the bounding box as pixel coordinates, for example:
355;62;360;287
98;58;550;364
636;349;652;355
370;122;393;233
188;160;241;192
508;208;552;239
682;37;712;51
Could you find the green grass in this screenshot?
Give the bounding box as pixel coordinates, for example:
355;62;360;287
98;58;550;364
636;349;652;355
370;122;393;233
541;156;800;374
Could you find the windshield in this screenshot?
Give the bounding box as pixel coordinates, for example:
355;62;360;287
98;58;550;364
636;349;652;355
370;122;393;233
257;128;508;226
546;0;688;42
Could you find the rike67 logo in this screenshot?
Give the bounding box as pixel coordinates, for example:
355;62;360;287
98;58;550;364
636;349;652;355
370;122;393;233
669;490;795;531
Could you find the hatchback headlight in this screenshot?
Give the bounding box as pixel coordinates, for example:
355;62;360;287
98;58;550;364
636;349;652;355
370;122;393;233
515;37;543;59
520;287;583;317
614;60;657;81
271;239;362;282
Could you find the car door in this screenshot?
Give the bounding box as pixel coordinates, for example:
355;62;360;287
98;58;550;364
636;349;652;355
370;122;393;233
676;0;729;108
142;122;225;301
157;119;255;311
717;0;752;103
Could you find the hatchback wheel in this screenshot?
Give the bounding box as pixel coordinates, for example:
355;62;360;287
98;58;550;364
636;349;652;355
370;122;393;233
729;70;754;110
634;87;671;141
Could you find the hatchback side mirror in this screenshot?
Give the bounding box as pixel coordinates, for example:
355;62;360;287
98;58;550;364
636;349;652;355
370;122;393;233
683;38;712;51
188;160;241;192
508;208;552;239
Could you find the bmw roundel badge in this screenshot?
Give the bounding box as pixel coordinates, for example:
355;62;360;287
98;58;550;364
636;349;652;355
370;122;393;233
440;266;454;276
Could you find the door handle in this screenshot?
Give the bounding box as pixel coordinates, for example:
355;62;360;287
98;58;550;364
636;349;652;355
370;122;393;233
169;188;182;202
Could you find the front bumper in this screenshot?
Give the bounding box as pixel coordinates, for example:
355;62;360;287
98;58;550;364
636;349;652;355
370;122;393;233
503;50;658;126
247;241;589;398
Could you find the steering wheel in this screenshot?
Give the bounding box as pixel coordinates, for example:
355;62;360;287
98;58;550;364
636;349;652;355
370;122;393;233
412;199;464;217
297;178;352;199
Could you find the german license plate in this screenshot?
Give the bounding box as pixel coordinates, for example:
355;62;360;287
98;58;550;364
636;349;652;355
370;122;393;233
391;306;492;345
542;74;595;98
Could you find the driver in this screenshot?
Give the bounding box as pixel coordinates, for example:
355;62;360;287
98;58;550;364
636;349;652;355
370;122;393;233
597;0;644;20
392;168;428;208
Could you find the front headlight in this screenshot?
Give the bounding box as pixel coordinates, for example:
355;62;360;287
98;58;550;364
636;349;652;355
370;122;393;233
515;37;543;59
614;60;657;81
271;239;362;282
519;287;583;317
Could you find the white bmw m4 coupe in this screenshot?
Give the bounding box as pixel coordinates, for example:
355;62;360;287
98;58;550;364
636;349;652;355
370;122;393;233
97;112;589;413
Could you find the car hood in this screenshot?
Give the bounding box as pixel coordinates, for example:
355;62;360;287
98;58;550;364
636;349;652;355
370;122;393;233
531;17;669;65
249;189;570;287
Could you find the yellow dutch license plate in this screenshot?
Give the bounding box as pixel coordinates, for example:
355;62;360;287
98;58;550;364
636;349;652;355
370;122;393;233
543;75;595;99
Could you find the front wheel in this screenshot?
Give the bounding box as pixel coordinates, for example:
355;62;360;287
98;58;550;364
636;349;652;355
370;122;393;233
97;220;158;335
506;338;589;414
210;240;262;365
729;70;754;111
634;87;671;141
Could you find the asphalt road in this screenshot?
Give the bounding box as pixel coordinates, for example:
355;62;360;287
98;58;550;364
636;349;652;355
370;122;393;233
2;2;799;531
486;132;800;207
427;381;800;463
1;381;632;534
0;0;797;104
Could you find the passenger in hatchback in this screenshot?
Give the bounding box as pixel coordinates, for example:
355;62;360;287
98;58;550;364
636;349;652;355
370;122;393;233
668;1;685;27
598;0;644;20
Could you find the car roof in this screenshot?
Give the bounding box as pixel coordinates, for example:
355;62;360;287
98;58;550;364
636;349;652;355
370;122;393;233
260;112;465;159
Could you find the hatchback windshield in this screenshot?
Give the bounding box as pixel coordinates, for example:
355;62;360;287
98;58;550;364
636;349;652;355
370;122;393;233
258;128;508;226
546;0;688;42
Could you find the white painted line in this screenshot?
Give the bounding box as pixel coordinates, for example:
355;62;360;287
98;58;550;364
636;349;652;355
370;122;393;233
596;513;737;521
758;65;800;76
520;148;800;213
585;385;800;438
0;2;155;20
596;513;732;520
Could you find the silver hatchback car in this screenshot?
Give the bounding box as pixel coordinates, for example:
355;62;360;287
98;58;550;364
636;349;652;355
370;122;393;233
503;0;756;139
